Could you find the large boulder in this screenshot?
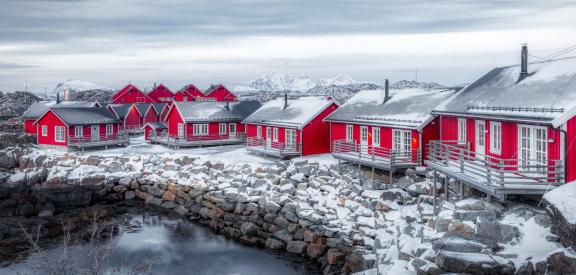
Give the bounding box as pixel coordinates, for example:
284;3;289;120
543;183;576;250
435;251;515;274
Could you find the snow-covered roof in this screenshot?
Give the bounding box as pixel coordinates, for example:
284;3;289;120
434;57;576;127
325;88;456;129
544;180;576;223
107;104;131;119
36;107;119;126
21;100;100;119
243;96;336;129
172;101;261;122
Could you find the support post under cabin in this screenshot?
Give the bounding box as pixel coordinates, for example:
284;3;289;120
433;170;437;215
444;177;449;202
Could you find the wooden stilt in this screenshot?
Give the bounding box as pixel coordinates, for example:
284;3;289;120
338;159;341;174
433;170;437;215
389;170;393;185
444;177;449;202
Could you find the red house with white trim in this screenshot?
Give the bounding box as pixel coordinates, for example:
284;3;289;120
243;95;339;158
324;82;456;173
174;84;205;102
34;107;128;150
147;84;174;103
158;100;261;148
21;101;100;135
427;48;576;200
112;84;156;104
143;122;167;141
202;84;237;102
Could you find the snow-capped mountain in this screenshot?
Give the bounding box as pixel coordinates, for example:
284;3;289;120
53;79;112;94
248;73;318;92
318;74;356;86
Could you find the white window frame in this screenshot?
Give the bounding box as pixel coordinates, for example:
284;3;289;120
393;129;412;155
257;125;262;139
273;128;279;142
55;126;65;142
219;123;227;135
346;125;353;142
372;127;380;147
518;125;548;173
106;124;113;135
74;126;83;137
457;118;467;144
177;123;185;137
41;125;48;137
490;121;502;154
193;124;208;136
285;129;296;150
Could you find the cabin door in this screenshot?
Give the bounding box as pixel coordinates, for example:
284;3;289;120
266;127;272;148
91;125;99;142
475;120;486;161
518;125;547;173
286;129;296;151
360;126;369;155
229;123;236;139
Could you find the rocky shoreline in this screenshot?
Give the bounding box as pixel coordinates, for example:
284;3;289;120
1;147;576;274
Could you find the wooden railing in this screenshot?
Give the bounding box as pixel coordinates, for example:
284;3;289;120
152;132;246;145
124;125;144;134
427;140;564;186
331;139;421;167
246;137;302;155
68;133;129;146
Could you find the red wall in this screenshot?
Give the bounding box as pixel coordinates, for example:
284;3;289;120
148;84;174;103
566;116;576;182
143;108;159;124
174;85;205;102
112;85;156;104
125;106;143;128
205;85;237;102
166;106;184;137
24;119;36;135
36;111;68;146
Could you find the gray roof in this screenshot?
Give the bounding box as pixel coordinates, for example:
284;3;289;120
134;103;152;115
107;104;132;119
21;100;99;119
40;107;119;126
243;96;335;129
151;103;168;114
325;88;457;129
434;56;576;127
172;100;261;122
144;122;167;129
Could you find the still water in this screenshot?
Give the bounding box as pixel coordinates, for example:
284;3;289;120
1;211;319;275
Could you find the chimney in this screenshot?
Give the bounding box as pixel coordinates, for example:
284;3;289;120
225;99;230;110
56;92;60;104
384;79;390;103
283;93;288;110
518;43;528;82
154;82;157;89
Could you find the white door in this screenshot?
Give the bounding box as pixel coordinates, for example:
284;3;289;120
475;120;486;160
229;123;236;139
518;125;547;173
393;130;412;160
91;125;99;142
266;127;272;147
286;129;296;150
360;126;369;155
178;123;184;138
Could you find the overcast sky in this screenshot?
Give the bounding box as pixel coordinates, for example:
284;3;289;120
0;0;575;93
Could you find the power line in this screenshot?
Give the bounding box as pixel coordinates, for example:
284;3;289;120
537;43;576;62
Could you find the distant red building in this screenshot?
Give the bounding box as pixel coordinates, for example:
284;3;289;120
112;84;156;104
174;84;205;102
21;101;100;135
243;95;339;158
202;84;237;102
34;107;127;150
147;84;174;103
143;122;167;141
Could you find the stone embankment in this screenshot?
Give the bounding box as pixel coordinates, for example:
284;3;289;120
0;147;573;274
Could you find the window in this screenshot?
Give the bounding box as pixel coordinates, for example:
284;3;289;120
518;125;547;173
183;96;188;101
286;129;296;150
178;123;185;137
393;130;412;158
106;124;113;135
273;128;279;142
257;126;262;139
193;124;208;136
41;125;48;137
458;118;467;144
219;123;226;135
55;126;65;142
372;127;380;147
346;125;353;141
490;122;501;154
74;126;83;137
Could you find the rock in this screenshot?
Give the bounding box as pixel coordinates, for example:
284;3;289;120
432;236;487;253
307;244;327;258
161;201;176;209
124;191;136;200
326;248;346;265
435;251;515;275
298;165;315;177
264;201;281;214
380;188;409;203
145;196;163;206
161;191;176;201
273;229;293;242
37;203;55;217
174;205;189;216
279;183;296;194
265;238;286;250
476;220;520;247
137;191;148;200
240;222;260;236
118;178;132;187
148;186;164;197
112;186;127;193
546;250;576;275
286;241;307;254
290;173;307;183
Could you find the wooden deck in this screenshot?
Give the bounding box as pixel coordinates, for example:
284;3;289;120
331;140;421;171
245;137;301;159
149;134;245;148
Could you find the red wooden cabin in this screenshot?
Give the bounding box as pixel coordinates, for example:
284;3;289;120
325;83;456;174
158;100;261;148
427;49;576;200
21;101;100;135
147;84;174;103
202;84;237;102
34;107;128;150
143;122;167;141
174;84;205;102
112;84;156;104
243;95;339;158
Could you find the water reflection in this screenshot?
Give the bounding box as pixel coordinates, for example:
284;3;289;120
2;211;316;275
